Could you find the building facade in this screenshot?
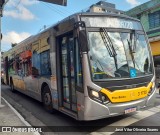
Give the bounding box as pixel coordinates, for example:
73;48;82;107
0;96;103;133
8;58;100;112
126;0;160;66
88;1;124;14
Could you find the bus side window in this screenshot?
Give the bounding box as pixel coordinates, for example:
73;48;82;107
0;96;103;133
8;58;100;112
22;61;31;76
8;59;15;75
40;50;51;75
14;58;22;76
32;51;40;76
28;59;32;75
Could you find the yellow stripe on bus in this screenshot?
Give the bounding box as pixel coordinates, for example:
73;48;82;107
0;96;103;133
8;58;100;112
100;82;152;103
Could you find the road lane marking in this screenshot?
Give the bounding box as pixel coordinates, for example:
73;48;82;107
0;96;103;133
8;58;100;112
2;97;41;135
90;105;160;135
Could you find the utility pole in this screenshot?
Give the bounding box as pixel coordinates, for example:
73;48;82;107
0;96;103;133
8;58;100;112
0;0;7;108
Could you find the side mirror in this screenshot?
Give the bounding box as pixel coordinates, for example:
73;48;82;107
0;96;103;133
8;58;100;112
79;30;89;52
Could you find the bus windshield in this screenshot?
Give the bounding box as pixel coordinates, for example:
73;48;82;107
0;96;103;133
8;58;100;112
88;30;153;81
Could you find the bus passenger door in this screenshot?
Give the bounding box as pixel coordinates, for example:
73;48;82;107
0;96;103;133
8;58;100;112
60;34;77;112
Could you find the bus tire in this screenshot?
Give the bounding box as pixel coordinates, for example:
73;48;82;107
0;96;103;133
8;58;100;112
42;86;54;113
10;80;16;92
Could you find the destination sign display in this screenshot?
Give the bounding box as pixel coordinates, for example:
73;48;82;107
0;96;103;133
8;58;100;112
81;16;142;30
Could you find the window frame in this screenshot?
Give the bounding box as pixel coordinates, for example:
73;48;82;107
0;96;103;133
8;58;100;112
149;10;160;29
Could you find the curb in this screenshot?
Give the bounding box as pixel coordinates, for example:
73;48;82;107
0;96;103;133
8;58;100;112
2;97;41;135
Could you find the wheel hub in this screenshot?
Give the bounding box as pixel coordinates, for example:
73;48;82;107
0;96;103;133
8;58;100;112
44;93;51;105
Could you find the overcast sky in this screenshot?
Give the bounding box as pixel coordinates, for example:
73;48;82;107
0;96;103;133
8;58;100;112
2;0;149;52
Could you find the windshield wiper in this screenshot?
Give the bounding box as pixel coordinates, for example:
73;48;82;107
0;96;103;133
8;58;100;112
100;28;117;57
130;30;136;53
127;39;136;68
127;30;141;71
100;28;118;70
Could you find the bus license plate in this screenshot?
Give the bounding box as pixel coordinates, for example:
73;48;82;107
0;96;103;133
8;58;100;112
125;107;136;114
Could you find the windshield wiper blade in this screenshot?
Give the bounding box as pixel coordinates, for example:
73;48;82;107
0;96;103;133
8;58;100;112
130;30;136;53
127;37;140;71
100;28;117;57
100;28;118;70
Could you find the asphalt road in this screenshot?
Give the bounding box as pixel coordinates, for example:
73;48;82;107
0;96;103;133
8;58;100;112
1;84;160;134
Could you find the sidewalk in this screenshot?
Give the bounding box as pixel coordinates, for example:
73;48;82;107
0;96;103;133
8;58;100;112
0;98;39;135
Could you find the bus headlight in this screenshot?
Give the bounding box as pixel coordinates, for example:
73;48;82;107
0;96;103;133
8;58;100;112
148;82;155;95
88;87;110;104
152;82;155;89
91;90;99;98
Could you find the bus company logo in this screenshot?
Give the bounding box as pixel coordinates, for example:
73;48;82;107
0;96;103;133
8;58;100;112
112;96;126;99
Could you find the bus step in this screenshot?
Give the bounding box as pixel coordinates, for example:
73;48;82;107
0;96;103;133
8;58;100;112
59;107;77;119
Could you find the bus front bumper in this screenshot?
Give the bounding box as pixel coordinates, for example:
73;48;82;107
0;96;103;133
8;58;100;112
82;88;156;121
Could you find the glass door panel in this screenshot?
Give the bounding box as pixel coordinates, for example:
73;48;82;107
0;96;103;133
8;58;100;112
60;34;77;111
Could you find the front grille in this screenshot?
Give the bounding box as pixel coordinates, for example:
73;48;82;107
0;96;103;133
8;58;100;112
94;75;153;92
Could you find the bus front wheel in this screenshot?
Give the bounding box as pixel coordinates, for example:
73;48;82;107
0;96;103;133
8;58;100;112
42;86;54;113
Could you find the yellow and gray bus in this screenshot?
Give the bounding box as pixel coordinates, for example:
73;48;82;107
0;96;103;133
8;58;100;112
3;12;156;120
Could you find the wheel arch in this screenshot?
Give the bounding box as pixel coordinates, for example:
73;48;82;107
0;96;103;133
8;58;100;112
41;82;50;101
41;82;55;112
